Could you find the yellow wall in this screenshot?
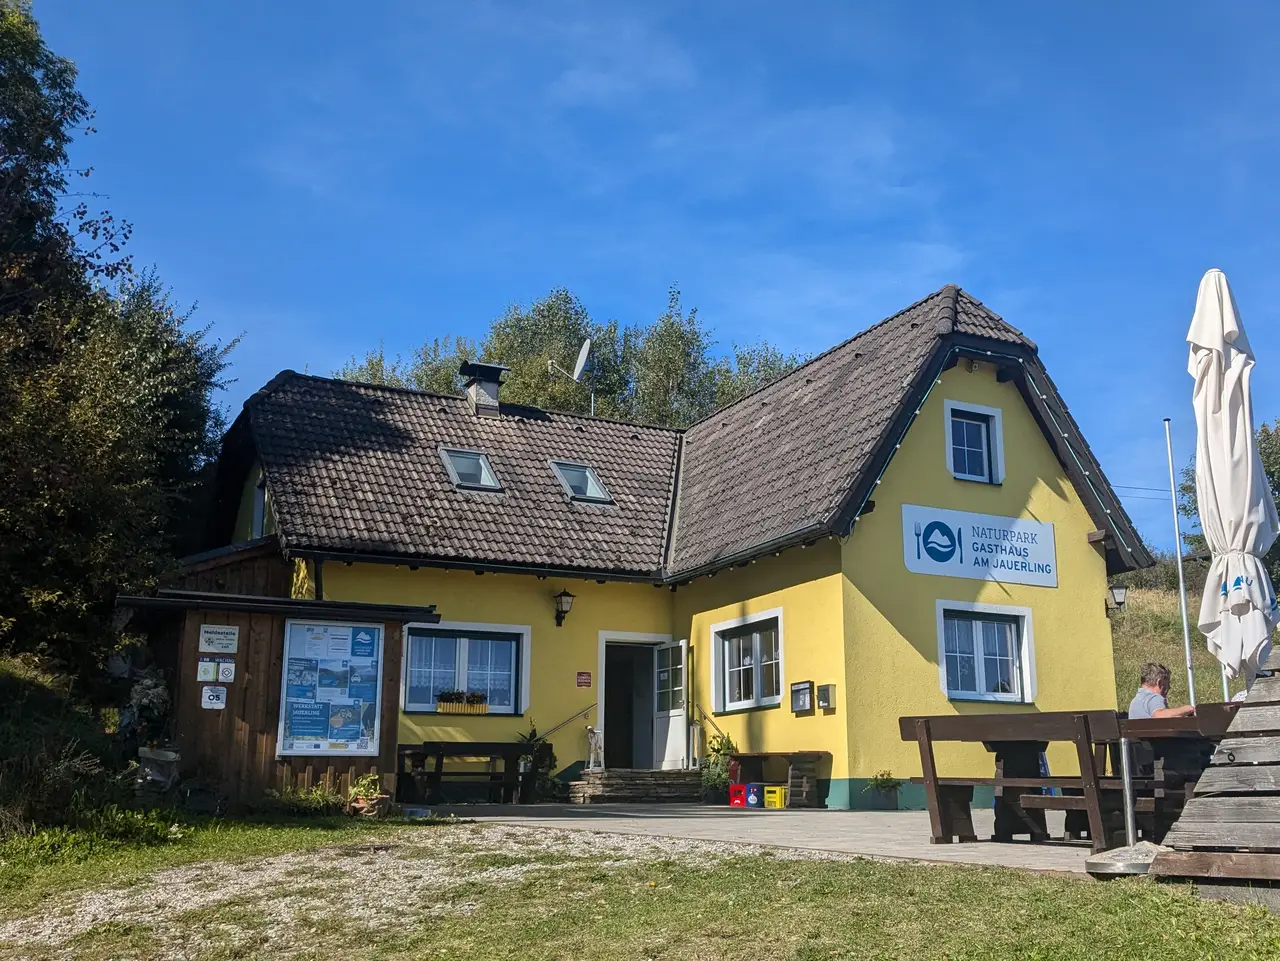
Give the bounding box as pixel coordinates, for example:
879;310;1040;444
319;562;673;774
840;360;1115;785
673;541;849;782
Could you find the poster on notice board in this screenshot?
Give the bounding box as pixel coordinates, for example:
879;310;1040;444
276;622;382;757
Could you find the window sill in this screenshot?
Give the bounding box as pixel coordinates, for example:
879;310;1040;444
714;701;782;717
403;708;522;717
946;692;1029;705
949;474;1002;486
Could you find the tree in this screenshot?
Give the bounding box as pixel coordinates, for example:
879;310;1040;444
335;285;806;428
0;2;229;675
1177;419;1280;585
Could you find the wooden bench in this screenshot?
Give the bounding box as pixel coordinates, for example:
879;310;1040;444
730;751;830;807
396;740;535;804
899;711;1127;853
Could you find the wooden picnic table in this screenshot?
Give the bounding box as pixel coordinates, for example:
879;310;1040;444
899;704;1239;854
395;740;536;804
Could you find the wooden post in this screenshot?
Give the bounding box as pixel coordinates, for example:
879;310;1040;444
915;718;947;843
1072;714;1107;853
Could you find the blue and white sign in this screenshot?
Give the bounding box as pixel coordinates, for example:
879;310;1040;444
902;504;1058;587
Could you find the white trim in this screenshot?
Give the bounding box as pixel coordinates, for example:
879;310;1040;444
596;630;674;769
943;399;1005;484
277;619;386;757
708;607;785;713
934;600;1036;704
401;619;532;714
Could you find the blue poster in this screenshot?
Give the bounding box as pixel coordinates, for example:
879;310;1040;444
287;701;328;739
351;628;378;658
328;701;363;740
317;659;349;702
286;658;318;700
348;660;378;703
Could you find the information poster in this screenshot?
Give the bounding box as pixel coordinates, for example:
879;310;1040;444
277;621;382;756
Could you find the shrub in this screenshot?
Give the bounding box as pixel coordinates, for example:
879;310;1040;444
256;784;346;817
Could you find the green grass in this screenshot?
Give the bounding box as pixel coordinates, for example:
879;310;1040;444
1110;588;1246;708
3;823;1280;960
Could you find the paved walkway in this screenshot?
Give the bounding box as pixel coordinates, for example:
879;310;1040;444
426;804;1091;874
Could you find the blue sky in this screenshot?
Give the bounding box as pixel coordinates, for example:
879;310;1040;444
37;1;1280;550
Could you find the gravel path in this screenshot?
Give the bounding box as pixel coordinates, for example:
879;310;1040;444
0;823;862;958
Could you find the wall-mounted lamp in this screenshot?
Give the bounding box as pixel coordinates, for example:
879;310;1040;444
1105;585;1128;616
554;589;576;627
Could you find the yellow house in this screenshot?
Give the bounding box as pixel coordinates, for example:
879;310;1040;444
203;285;1150;808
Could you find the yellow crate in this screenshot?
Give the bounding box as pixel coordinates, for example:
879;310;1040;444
763;785;789;809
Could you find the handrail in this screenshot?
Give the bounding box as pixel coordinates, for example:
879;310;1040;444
537;703;596;741
693;703;726;741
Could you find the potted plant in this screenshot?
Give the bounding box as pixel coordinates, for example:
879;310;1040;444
862;770;902;811
700;733;737;804
347;773;391;817
436;690;489;715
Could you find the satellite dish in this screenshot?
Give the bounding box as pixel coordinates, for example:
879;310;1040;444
571;338;592;382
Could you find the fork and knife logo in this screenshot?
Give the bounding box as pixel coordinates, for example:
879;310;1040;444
916;520;962;564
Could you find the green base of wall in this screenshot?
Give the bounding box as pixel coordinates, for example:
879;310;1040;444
821;780;995;811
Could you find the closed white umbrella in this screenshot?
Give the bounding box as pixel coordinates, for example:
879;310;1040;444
1187;268;1280;681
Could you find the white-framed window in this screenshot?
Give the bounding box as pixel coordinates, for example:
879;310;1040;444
710;608;784;713
402;622;531;714
251;474;268;538
550;460;613;504
943;400;1004;484
935;600;1035;704
440;447;502;491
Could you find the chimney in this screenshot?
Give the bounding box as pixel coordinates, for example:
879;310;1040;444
459;361;508;417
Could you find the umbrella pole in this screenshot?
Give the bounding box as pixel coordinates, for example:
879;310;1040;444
1164;418;1198;708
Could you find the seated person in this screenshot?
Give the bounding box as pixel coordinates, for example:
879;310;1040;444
1128;662;1196;718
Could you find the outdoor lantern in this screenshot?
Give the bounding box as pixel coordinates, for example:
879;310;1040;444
1106;585;1128;615
553;589;576;627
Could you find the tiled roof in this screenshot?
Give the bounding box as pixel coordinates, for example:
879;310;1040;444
669;286;1031;573
226;285;1148;579
245;375;680;576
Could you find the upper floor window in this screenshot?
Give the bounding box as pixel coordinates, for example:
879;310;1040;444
550;460;613;504
943;400;1004;484
440;447;501;491
251;474;268;538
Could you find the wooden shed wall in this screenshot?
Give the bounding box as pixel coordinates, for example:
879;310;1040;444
174;606;402;803
176;550;292;597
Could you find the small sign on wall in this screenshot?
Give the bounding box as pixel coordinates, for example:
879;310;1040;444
199;624;239;654
576;671;592;688
201;685;228;710
197;657;236;683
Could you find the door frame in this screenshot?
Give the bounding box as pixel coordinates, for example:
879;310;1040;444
596;630;675;770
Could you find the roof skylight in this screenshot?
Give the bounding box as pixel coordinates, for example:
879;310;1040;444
550;460;612;504
441;447;501;491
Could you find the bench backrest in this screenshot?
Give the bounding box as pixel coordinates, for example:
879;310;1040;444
898;710;1121;744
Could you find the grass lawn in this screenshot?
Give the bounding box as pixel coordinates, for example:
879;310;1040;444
3;821;1280;961
1109;588;1246;707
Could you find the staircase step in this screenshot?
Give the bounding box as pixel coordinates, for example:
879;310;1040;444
568;768;703;804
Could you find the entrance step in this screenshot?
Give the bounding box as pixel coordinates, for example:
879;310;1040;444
568;768;702;804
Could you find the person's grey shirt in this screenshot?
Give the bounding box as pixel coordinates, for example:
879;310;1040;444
1128;688;1168;719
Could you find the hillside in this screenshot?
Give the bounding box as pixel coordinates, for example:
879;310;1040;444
1109;588;1246;708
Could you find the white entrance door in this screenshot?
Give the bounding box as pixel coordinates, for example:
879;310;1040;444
652;639;688;769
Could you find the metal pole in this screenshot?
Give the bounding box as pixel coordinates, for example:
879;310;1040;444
1120;736;1137;847
1222;664;1231;702
1164;418;1198;708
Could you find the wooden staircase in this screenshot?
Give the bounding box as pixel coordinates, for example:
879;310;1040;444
1151;671;1280;906
569;768;703;804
